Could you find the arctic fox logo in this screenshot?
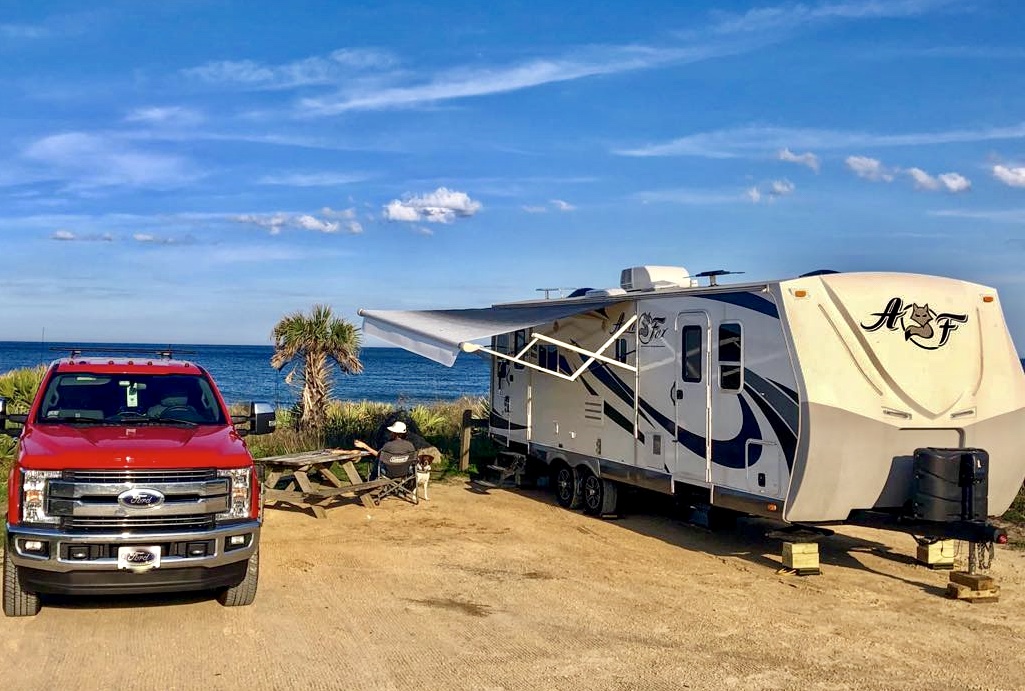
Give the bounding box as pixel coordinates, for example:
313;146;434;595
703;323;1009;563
861;297;967;350
637;313;667;345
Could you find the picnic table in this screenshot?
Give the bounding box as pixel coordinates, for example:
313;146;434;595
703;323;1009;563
259;449;389;519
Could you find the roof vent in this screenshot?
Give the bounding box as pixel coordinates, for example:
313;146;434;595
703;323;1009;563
584;288;627;298
620;266;694;291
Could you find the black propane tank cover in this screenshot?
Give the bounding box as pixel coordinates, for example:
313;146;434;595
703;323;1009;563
911;448;989;523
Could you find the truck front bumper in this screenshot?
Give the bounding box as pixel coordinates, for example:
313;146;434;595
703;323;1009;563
6;521;260;596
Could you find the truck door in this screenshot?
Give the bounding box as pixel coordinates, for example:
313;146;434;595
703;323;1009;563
675;312;711;485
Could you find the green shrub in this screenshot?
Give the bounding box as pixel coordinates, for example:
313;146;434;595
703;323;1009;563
1;366;47;511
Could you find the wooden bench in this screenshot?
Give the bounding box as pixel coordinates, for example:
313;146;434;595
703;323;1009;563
259;449;388;519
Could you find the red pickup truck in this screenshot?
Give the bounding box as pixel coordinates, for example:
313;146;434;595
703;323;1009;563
2;352;275;616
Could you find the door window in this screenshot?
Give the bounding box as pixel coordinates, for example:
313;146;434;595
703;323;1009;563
681;325;702;383
718;322;743;392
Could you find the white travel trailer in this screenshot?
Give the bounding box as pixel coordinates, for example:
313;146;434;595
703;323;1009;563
360;267;1025;547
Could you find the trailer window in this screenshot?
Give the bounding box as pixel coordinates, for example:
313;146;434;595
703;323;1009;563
718;323;743;392
681;326;702;382
538;344;559;372
495;334;510;354
513;330;526;369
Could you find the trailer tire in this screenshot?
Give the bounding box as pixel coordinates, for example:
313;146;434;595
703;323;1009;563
3;548;41;617
582;473;618;517
553;464;582;510
217;550;259;607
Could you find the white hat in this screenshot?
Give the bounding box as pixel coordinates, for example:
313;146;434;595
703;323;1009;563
386;421;407;434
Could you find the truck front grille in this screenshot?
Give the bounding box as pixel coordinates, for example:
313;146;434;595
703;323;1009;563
50;468;226;533
61;515;216;533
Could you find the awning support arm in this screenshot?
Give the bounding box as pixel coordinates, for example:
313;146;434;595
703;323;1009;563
460;314;638;381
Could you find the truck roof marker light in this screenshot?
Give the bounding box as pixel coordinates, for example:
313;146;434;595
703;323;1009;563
794;290;808;298
983;295;995;303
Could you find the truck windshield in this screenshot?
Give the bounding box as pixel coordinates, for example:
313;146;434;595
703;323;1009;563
35;372;226;425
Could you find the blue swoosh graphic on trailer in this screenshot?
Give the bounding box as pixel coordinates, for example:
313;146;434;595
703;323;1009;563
702;292;779;318
581;358;764;468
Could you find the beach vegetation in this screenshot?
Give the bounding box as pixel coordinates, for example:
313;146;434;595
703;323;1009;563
270;304;363;434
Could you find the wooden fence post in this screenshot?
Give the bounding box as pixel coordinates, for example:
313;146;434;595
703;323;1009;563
460;408;472;471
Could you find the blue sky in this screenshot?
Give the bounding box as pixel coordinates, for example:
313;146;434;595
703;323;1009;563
2;0;1025;347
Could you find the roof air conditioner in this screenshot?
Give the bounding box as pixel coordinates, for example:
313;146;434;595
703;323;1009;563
620;266;694;291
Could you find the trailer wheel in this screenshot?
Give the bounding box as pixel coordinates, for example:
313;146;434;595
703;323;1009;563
217;550;259;607
553;464;582;510
3;548;41;617
582;473;618;517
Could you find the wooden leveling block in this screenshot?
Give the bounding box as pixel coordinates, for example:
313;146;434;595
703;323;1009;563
916;540;956;570
781;542;820;575
946;571;1000;603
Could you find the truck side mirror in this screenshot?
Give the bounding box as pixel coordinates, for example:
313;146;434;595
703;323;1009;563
247;402;276;436
0;398;27;437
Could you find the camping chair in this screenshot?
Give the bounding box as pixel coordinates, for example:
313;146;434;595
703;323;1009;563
374;453;419;505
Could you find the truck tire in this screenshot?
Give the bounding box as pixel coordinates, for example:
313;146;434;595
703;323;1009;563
582;473;618;517
3;548;41;617
553;464;582;510
217;550;259;607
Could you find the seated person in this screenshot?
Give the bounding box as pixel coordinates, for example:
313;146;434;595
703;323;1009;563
353;421;416;478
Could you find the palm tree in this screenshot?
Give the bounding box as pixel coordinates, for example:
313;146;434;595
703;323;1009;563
271;304;363;433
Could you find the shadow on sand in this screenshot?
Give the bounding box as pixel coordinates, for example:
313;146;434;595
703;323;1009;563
466;479;949;598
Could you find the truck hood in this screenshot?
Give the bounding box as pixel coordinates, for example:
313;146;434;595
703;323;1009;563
18;424;253;470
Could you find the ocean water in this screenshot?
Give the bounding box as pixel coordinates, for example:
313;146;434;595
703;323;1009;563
0;342;489;406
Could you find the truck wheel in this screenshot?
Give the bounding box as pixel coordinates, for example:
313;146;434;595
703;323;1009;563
582;473;618;517
553;464;582;510
217;550;259;607
3;548;41;617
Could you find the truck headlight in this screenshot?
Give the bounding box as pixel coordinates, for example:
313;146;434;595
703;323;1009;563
216;468;252;521
22;469;61;525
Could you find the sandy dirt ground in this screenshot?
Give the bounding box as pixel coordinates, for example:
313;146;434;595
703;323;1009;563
3;480;1025;690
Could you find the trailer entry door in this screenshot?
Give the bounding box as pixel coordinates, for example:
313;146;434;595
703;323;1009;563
675;311;711;484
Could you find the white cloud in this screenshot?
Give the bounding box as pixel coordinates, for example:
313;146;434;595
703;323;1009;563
938;172;971;193
930;208;1025;224
617;122;1025;158
413;226;435;236
133;233;190;245
710;0;956;35
257;172;371;187
993;164;1025;188
383;187;482;224
233;211;361;235
124;106;204;126
50;230;116;242
635;188;747;205
746;179;795;203
522;205;548;214
23;132;195;189
0;23;49;39
902;167;971;192
320;207;357;219
846;155;894;182
181;48;397;90
295;215;341;233
778;147;820;172
550;199;576;212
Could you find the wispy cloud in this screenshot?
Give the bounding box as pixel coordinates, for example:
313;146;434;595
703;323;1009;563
930;208;1025;224
233;211;362;235
617;123;1025;158
845;155;895;181
522;205;548;214
550;199;576;212
634;188;747;205
51;230;114;242
256;171;373;187
23;132;196;190
747;179;796;203
124;106;204;126
181;48;397;90
993;164;1025;189
708;0;958;36
906;167;971;192
383;187;482;224
778;147;820;172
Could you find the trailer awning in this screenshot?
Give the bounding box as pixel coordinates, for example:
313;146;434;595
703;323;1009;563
359;299;623;367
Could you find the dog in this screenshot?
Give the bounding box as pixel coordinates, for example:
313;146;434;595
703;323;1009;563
415;454;434;501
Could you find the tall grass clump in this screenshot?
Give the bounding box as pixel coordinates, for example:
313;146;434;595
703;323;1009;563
1;366;46;509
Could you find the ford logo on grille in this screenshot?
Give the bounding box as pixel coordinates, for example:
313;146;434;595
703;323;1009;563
117;488;165;509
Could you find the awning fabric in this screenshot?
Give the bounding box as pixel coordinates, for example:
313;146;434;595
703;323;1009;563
359;298;621;367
